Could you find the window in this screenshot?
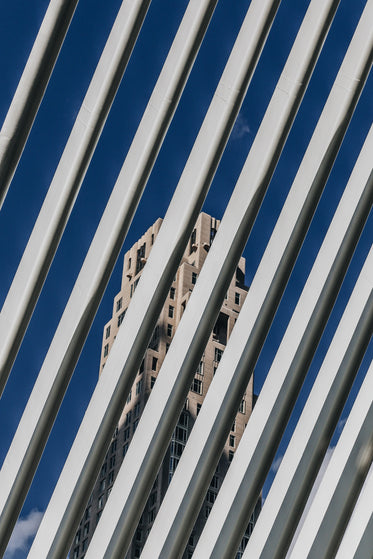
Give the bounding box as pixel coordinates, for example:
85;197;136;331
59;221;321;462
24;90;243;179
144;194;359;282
191;272;197;285
206;490;216;504
196;361;204;375
117;310;126;327
191;378;202;394
150;376;156;388
136;379;143;395
235;292;240;305
167;324;173;337
214;347;223;362
123;443;129;457
152;357;158;371
85;506;91;520
210;227;217;243
133;418;139;433
116;298;122;312
205;506;211;518
82;539;88;552
110;455;116;469
174;425;187;443
151;233;154;245
136;243;146;274
166;342;170;353
231;420;236;432
108;470;114;485
105;325;111;339
189;228;196;254
229;450;234;462
210;475;219;489
170;287;175;299
134;402;140;417
123;427;130;441
239;399;246;414
168;305;174;318
128;257;131;270
99;478;106;492
196;403;201;415
103;344;109;357
124;410;132;427
126;389;132;404
213;313;228;345
148;508;156;523
100;463;107;477
75;530;81;544
136;528;143;542
111;439;117;453
96;510;102;524
229;434;235;447
73;547;79;559
149;491;157;507
98;495;104;509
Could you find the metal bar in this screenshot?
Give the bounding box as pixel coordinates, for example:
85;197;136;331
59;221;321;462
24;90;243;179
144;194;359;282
243;196;373;558
190;5;373;556
0;0;152;397
0;0;220;551
0;0;78;209
335;465;373;559
144;111;373;559
23;1;283;557
288;357;373;559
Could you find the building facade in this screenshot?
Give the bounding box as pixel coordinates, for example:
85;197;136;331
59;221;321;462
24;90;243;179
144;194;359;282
70;213;259;559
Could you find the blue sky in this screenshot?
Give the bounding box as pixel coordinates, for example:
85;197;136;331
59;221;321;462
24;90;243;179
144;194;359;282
0;0;371;556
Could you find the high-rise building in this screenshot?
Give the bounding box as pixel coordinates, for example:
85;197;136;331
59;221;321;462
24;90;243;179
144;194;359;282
70;213;260;559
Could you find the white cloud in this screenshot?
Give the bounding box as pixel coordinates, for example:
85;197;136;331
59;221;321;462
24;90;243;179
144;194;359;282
232;112;250;140
4;509;43;558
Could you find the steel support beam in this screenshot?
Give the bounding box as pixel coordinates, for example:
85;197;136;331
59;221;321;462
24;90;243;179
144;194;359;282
0;0;152;397
288;356;373;559
0;0;78;209
24;1;282;557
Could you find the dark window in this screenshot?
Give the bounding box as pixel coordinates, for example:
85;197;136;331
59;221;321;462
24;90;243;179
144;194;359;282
134;402;140;418
167;324;173;337
103;344;109;357
191;378;202;394
151;376;156;388
123;443;129;457
229;435;235;447
136;243;146;274
117;310;126;327
213;313;228;345
105;325;111;339
214;347;223;362
235;292;240;305
189;229;196;254
170;287;175;299
191;272;197;285
152;357;158;371
116;298;122;312
168;305;174;318
196;403;201;415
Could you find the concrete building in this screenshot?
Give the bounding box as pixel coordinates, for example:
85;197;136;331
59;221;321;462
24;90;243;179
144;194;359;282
70;213;259;559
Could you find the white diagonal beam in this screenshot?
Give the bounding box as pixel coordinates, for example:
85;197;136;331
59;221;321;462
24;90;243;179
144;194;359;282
335;465;373;559
24;1;282;557
243;216;373;557
191;6;373;556
144;112;373;559
87;1;351;557
288;357;373;559
0;0;152;397
0;0;78;209
0;0;221;553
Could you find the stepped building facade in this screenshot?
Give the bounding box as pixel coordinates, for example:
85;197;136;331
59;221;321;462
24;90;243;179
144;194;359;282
71;212;260;559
